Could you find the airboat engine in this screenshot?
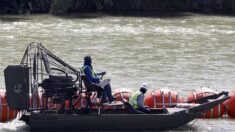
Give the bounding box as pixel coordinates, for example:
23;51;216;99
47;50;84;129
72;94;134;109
40;75;77;105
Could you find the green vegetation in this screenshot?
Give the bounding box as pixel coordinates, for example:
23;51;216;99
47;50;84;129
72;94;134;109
232;0;235;12
0;0;52;14
51;0;74;14
0;0;234;15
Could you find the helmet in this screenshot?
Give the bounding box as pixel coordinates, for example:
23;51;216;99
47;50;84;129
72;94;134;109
140;83;148;89
140;83;148;94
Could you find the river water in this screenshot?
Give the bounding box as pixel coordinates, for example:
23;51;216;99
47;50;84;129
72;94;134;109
0;13;235;131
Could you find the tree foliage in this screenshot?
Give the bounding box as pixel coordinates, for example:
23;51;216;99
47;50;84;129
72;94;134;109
0;0;234;14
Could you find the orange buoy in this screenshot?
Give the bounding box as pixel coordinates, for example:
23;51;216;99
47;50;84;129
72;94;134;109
186;87;225;118
75;92;100;109
75;89;132;110
226;91;235;118
178;96;185;103
75;93;86;108
187;87;217;103
42;96;72;110
113;88;132;102
0;92;18;122
144;88;180;108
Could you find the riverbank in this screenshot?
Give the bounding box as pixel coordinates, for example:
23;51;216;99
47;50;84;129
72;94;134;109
0;0;235;15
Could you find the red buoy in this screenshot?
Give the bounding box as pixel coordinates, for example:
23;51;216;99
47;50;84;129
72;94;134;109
226;91;235;118
178;96;185;103
0;92;18;122
42;96;72;110
75;92;100;109
113;88;132;102
75;88;132;109
144;88;180;108
75;93;86;109
186;87;225;118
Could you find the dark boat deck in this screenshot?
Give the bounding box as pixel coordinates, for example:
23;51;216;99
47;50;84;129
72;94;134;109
22;95;229;131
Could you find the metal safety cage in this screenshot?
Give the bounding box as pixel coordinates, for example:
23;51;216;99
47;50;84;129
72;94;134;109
20;42;82;112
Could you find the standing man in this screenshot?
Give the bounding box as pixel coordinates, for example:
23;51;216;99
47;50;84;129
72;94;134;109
130;83;150;114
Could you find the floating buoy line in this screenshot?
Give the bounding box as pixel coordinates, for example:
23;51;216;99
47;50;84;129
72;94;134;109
1;87;235;123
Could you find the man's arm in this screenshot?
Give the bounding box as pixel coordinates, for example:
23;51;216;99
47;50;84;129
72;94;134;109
96;71;106;76
137;94;145;108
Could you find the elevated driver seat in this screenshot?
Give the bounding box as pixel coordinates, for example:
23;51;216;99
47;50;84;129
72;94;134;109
81;75;103;108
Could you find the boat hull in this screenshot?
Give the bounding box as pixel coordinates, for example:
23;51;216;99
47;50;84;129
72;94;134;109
24;95;229;131
28;111;199;131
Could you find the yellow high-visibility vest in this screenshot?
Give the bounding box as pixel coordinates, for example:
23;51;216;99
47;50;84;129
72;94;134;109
82;65;96;77
130;91;141;108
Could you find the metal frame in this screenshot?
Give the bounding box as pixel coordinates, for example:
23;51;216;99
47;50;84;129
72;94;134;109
20;42;82;113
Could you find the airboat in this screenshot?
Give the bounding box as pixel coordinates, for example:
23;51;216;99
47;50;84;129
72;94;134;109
4;42;229;131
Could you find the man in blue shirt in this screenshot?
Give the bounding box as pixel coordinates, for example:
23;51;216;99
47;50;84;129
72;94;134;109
82;56;115;103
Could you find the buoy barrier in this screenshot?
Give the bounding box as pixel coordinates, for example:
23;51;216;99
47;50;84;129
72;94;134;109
113;88;132;102
41;92;101;110
112;88;132;109
75;92;100;109
178;96;185;104
42;96;72;110
0;92;18;122
186;87;225;118
225;91;235;118
144;88;181;108
75;88;132;109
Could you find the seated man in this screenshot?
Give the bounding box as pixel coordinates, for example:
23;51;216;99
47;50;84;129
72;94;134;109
130;83;151;114
82;56;115;103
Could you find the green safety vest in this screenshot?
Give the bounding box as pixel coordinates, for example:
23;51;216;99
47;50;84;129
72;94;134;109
82;65;96;77
130;91;141;109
